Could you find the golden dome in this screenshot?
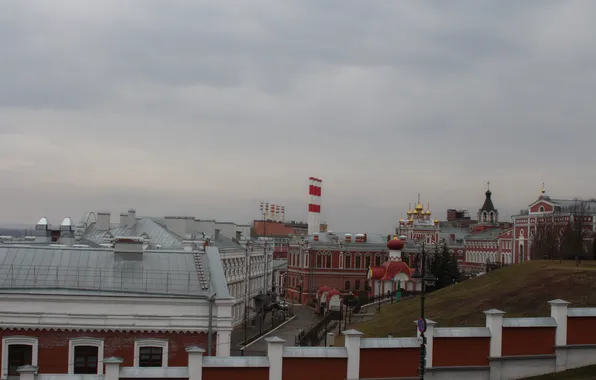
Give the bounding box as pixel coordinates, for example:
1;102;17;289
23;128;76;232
407;209;412;215
408;217;413;223
434;219;439;224
425;210;432;215
415;203;423;211
399;218;405;224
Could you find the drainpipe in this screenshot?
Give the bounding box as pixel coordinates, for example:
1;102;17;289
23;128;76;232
207;293;217;356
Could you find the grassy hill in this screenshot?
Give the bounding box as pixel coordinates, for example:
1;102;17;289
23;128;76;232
353;260;596;338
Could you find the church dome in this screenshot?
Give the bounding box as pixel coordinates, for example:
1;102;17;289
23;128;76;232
387;238;404;251
407;209;412;215
415;203;423;211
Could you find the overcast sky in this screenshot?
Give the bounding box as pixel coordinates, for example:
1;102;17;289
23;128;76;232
1;0;595;232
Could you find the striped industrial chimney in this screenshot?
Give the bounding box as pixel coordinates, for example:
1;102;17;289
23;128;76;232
308;177;323;235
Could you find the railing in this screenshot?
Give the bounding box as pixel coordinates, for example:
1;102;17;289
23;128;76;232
296;311;338;346
0;264;204;296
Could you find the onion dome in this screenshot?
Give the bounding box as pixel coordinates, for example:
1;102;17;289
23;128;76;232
407;209;412;215
434;219;439;224
425;210;432;216
399;218;405;224
408;217;414;224
387;237;404;250
415;203;423;211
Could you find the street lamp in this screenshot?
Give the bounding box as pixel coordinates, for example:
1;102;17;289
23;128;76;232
411;243;436;380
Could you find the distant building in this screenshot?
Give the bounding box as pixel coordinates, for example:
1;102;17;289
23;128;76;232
286;231;389;304
3;210;273;329
511;185;596;263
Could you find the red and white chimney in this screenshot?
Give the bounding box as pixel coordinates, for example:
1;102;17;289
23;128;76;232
308;177;323;235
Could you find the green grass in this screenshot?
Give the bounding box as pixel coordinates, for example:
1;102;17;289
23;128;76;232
522;365;596;379
353;260;596;338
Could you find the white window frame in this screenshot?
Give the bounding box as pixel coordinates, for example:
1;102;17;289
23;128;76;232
68;338;104;375
134;339;168;368
2;336;39;378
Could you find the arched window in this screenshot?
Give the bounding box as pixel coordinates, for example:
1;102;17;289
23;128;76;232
339;253;344;268
345;254;352;269
355;280;360;290
345;280;350;290
134;339;168;367
539;206;545;213
304;254;309;268
365;255;371;268
375;255;381;266
355;254;362;269
2;337;39;377
316;254;322;268
68;338;104;374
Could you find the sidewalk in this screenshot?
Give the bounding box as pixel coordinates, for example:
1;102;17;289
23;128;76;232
230;311;292;354
230;305;322;356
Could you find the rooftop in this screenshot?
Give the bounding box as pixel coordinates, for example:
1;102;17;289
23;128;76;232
0;244;228;299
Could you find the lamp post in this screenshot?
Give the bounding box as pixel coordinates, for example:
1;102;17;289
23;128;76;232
411;242;437;380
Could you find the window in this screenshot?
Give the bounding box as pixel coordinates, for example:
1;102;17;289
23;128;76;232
539;206;545;213
375;255;381;266
345;254;351;269
69;338;104;374
140;347;163;367
365;256;371;268
355;280;360;290
355;254;361;269
2;337;38;378
134;339;168;367
316;254;322;268
304;254;309;268
339;253;344;268
74;346;99;374
345;280;350;290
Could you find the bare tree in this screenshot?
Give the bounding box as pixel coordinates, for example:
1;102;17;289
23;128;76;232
531;213;560;261
560;199;592;262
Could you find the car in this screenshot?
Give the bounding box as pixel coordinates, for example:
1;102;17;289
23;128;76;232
277;301;289;311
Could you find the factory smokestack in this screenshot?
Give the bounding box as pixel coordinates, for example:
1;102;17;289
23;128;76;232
308;177;323;235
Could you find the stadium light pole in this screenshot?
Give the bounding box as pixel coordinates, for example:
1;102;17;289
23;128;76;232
411;242;436;380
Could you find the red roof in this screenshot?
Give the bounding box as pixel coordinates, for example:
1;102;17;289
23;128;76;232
369;266;386;280
382;261;412;281
318;286;331;295
369;261;412;281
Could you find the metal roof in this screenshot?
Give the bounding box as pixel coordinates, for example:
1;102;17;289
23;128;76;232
82;218;184;250
361;337;419;349
202;357;270;368
0;245;210;298
465;228;503;241
568;308;596;317
434;327;491;338
283;347;348;358
502;317;557;328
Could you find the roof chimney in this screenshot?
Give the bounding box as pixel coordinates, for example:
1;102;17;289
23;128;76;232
127;209;136;229
96;211;111;231
120;212;128;227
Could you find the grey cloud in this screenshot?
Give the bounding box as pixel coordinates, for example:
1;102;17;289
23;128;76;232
1;0;596;231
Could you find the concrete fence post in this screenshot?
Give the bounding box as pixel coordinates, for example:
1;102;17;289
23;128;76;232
17;365;37;380
414;319;437;369
103;357;123;380
186;346;205;380
549;299;570;346
343;329;364;380
266;336;285;380
484;309;506;358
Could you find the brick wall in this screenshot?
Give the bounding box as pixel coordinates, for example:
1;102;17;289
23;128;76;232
9;299;596;380
0;329;210;374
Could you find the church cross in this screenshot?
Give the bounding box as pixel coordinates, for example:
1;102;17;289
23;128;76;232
487;181;490;190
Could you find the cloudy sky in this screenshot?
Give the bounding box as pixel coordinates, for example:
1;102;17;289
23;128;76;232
1;0;595;232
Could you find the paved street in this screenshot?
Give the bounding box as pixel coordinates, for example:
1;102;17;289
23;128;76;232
231;304;323;355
